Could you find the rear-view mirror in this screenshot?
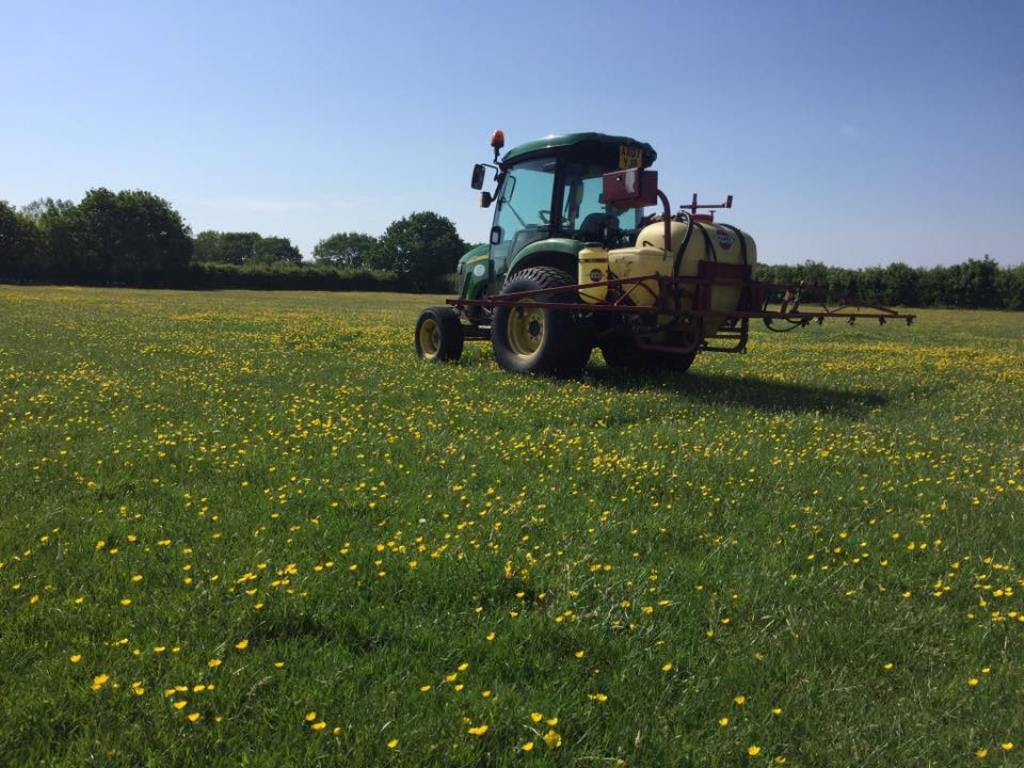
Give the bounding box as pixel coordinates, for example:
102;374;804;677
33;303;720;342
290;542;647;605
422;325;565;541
471;164;486;190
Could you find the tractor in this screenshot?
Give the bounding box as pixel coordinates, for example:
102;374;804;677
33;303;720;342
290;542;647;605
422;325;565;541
415;131;913;377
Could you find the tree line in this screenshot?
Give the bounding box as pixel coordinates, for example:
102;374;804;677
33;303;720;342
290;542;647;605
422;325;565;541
1;187;1022;307
0;188;467;292
754;258;1024;311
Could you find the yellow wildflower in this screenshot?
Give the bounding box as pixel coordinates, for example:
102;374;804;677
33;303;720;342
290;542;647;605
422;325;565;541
543;730;562;749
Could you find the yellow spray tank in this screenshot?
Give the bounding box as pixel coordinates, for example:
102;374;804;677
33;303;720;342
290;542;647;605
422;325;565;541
577;245;609;304
607;215;756;335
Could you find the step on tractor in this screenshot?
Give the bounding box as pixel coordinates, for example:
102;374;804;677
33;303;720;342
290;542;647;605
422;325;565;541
415;131;914;377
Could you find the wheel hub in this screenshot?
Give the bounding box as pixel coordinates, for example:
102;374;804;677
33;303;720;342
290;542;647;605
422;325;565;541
418;318;440;358
507;302;544;357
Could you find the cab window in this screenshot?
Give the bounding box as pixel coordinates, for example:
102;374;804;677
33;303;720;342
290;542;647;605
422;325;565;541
492;159;557;270
560;163;641;241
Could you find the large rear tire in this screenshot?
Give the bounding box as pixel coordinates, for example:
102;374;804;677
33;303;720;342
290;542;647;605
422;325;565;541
653;350;697;372
600;339;652;369
601;336;697;373
491;267;590;377
415;306;464;362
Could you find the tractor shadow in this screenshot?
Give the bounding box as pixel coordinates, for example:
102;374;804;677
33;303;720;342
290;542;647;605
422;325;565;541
584;368;888;417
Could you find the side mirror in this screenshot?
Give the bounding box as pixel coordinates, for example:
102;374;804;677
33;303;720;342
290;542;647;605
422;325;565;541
479;191;493;208
471;164;486;190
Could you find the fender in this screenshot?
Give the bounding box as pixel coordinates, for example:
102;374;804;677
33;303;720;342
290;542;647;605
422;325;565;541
507;238;585;278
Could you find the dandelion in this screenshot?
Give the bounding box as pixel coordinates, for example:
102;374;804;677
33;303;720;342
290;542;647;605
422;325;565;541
734;695;746;705
747;745;762;757
69;654;82;664
187;712;202;723
91;674;110;691
311;721;326;731
387;738;399;749
661;662;673;672
235;639;249;650
521;741;535;752
543;730;562;749
530;712;543;723
208;658;222;668
1001;742;1014;751
467;724;488;736
588;693;608;702
305;711;317;722
718;717;730;726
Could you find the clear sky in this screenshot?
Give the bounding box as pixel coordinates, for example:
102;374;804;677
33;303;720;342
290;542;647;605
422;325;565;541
2;0;1021;266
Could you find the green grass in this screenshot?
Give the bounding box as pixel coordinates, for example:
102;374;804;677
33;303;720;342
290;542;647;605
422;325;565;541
0;285;1022;767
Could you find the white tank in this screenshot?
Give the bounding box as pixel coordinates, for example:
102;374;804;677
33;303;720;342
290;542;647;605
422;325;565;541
607;216;756;334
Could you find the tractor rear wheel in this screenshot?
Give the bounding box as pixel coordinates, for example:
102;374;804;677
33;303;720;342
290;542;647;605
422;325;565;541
653;350;697;372
415;306;464;362
491;267;590;377
600;337;697;373
600;339;652;370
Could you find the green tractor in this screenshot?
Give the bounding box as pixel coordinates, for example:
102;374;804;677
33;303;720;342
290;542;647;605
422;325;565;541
416;131;682;377
414;130;911;377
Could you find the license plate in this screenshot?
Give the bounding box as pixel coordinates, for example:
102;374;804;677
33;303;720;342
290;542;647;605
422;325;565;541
618;145;643;169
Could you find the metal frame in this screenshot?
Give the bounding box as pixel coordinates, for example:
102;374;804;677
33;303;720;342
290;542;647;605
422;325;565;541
448;264;916;356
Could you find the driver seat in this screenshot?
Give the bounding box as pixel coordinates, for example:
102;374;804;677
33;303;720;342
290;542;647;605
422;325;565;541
577;212;617;243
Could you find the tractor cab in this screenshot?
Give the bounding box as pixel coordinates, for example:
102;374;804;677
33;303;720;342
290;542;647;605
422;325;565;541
461;132;657;301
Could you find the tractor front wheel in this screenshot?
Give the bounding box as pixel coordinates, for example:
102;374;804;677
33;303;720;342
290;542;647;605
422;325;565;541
491;267;589;377
415;306;464;362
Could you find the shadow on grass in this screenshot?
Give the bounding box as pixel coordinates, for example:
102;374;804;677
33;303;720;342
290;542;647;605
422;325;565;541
585;368;888;417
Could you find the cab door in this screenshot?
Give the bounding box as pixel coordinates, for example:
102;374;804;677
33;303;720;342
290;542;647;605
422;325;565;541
488;158;558;289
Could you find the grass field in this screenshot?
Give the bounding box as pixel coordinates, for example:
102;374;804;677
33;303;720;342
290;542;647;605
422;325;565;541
1;286;1022;767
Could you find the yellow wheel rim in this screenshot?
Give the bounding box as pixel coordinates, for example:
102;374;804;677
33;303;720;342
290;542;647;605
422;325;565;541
419;317;441;359
506;301;544;358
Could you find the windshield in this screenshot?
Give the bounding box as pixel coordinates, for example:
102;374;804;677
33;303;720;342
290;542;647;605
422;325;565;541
560;162;641;240
491;158;642;275
491;159;557;269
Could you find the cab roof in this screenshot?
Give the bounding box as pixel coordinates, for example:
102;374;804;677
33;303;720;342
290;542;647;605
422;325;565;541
502;132;657;167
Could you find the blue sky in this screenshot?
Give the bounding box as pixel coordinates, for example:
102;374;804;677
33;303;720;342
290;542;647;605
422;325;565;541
2;0;1021;266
